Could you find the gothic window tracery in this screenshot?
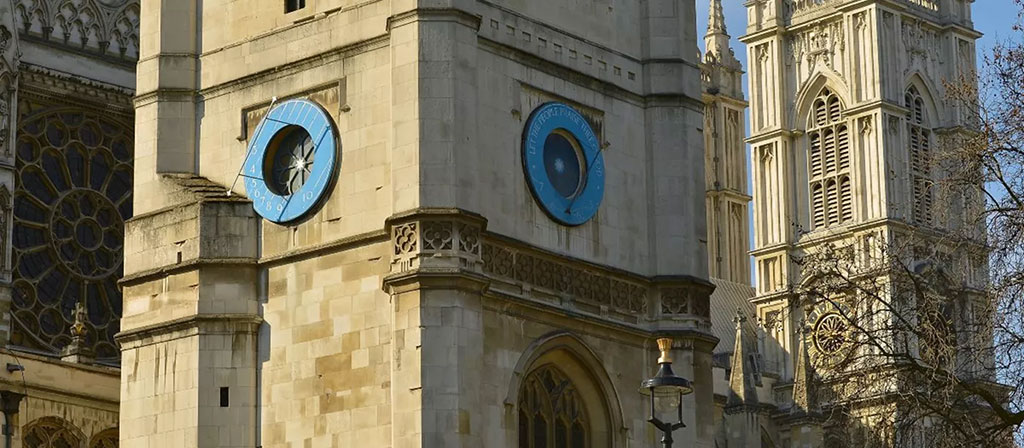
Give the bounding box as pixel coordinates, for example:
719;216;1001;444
10;101;132;362
906;86;933;227
89;428;118;448
518;365;589;448
23;417;83;448
807;88;852;230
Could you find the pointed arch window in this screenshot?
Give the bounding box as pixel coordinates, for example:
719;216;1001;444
518;365;589;448
807;88;853;230
906;86;933;226
23;417;82;448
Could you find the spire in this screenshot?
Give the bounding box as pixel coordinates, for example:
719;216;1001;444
791;321;819;416
702;0;742;96
704;0;733;63
726;309;759;410
707;0;728;36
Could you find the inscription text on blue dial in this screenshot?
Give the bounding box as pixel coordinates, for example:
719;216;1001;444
244;99;339;224
522;102;604;226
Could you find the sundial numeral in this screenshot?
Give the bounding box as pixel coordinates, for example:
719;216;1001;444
246;99;340;225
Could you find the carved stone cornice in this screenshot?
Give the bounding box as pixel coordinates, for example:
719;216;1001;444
386;7;482;32
383;209;716;332
18;64;133;114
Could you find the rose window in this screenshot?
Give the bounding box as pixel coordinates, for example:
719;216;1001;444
11;105;132;362
813;312;849;355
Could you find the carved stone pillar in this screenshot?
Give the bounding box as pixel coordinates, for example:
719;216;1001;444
650;278;718;448
384;209;489;448
0;1;19;347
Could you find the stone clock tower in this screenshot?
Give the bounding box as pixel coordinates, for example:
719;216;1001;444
119;1;716;447
742;0;982;443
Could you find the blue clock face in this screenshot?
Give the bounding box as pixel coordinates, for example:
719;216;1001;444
522;102;605;226
244;99;339;224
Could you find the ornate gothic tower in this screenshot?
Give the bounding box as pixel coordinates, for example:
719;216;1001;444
742;0;981;444
703;0;749;286
119;1;717;447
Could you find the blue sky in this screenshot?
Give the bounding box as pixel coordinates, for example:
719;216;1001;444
696;0;1020;87
695;0;1022;286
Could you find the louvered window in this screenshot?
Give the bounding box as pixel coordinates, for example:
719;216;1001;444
906;87;933;226
807;88;853;230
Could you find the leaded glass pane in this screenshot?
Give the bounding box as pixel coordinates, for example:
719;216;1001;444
555;420;567;448
571;422;585;448
533;414;547;448
517;365;591;448
519;409;530;448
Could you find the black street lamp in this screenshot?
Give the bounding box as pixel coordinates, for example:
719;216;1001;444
640;337;694;448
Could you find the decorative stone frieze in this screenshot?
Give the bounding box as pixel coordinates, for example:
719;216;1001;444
481;241;648;319
785;0;842;20
652;279;715;331
789;20;845;88
14;0;140;61
660;287;711;318
387;209;485;275
903;19;937;58
785;0;938;22
386;210;715;328
479;238;716;328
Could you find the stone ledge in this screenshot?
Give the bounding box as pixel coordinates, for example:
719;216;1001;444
0;349;120;408
118;258;258;288
115;314;262;350
382;267;490;296
386;7;482;32
19;65;134;114
198;34;389;101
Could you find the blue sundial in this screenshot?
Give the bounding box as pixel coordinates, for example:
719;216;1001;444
243;99;340;225
522;102;605;226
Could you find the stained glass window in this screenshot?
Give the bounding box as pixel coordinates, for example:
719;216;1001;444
11;102;132;363
518;365;589;448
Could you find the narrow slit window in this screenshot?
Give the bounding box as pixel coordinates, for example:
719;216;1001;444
286;0;306;13
220;387;230;407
